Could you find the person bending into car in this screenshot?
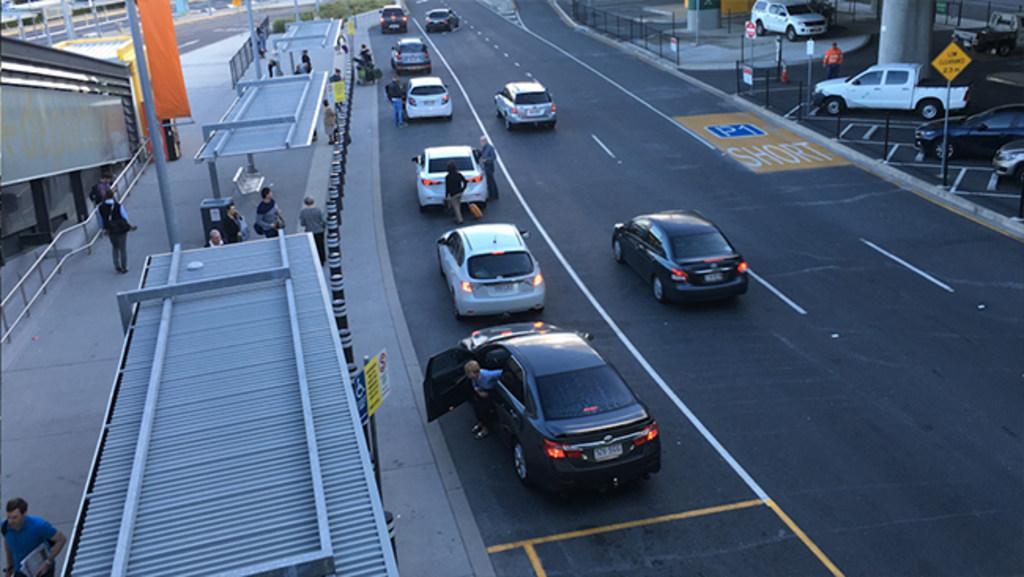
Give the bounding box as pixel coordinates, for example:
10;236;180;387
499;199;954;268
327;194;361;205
464;361;502;439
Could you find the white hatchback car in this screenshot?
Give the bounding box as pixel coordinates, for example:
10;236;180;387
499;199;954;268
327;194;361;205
751;0;828;41
413;146;488;211
437;223;545;318
405;76;452;121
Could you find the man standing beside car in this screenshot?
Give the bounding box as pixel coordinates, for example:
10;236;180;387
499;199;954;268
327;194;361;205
477;135;498;200
464;361;502;439
445;160;467;224
823;42;843;79
385;75;405;127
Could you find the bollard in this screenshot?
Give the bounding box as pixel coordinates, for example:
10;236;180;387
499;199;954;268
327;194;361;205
385;511;398;563
835;108;842;139
883;113;891;162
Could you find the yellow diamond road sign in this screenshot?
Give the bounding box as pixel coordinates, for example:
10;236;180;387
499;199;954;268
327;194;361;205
932;42;972;82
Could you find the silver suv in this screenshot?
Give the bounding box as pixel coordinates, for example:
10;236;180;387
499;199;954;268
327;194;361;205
494;81;557;131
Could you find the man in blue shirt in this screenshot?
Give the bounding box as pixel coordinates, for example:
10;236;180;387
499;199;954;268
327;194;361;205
3;498;66;577
464;360;502;439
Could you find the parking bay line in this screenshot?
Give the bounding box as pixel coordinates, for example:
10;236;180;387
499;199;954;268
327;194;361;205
488;498;765;555
415;16;844;577
590;133;616;158
860;239;954;293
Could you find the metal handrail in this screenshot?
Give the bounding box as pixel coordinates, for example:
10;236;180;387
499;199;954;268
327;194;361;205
1;141;152;344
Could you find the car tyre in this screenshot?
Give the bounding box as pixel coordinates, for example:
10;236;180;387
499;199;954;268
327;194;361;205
997;42;1012;57
755;20;765;36
505;115;514;131
446;113;453;121
935;141;955;160
786;26;798;41
612;238;624;263
513;441;531;485
652;276;667;303
917;99;942;121
823;96;845;116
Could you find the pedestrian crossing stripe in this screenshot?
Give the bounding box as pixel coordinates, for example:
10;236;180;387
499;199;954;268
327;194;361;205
676;113;849;173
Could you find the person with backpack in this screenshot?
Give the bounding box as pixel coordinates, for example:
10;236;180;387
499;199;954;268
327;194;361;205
254;187;284;238
445;160;467;225
88;174;113;206
3;498;66;577
98;189;136;273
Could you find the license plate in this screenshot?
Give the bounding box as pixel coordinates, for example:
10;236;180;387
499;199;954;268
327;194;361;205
424;100;437;106
593;444;623;462
491;284;516;294
526;108;544;117
704;272;725;283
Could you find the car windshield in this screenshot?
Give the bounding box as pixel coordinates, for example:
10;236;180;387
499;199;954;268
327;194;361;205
467;252;532;279
382;8;402;16
536;365;637;420
787;4;813;14
428;10;448;17
514;92;551;105
670;232;733;260
411;85;446;95
428;156;473;173
399;43;426;53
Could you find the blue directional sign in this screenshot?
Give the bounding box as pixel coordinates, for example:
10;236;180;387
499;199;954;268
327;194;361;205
351;370;369;426
705;123;766;139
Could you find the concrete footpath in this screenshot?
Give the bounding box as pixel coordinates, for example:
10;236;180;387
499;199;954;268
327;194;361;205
2;13;492;576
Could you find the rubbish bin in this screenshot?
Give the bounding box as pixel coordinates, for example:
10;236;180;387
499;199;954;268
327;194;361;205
199;197;233;245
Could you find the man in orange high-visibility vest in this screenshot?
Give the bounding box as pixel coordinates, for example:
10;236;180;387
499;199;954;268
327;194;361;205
823;42;844;79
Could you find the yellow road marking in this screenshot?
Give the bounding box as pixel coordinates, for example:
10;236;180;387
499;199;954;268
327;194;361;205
675;112;849;173
766;499;846;577
487;498;764;554
523;544;548;577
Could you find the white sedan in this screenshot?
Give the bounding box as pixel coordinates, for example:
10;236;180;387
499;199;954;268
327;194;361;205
405;76;452;121
437;223;545;318
413;145;488;211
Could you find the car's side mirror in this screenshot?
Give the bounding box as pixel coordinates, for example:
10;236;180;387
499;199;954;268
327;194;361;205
613;222;624;230
851;79;861;85
519;229;530;239
411;155;420;163
581;332;594;341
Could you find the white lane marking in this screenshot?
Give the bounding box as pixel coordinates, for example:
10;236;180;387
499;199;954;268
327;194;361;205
477;30;482;35
494;44;499;49
950;167;967;192
514;61;520;67
413;16;771;503
954;190;1020;199
525;71;533;78
986;172;999;191
838;123;855;139
178;39;200;50
747;270;807;315
860;239;954;293
885;143;900;162
514;17;716;150
503;52;509;57
863;125;878;140
591;134;616;159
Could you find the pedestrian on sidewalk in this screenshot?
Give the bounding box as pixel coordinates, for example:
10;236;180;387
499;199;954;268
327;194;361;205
329;67;342;83
255;187;284;239
322;100;338;145
88;173;113;206
445;160;467;225
463;361;502;439
207;229;225;247
823;42;843;79
299;196;327;264
385;75;406;127
359;44;373;67
3;498;67;577
98;189;136;274
301;49;312;73
477;136;498;200
223;202;248;243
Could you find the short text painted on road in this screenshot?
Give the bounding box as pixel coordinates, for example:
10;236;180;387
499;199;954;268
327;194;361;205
676;113;849;173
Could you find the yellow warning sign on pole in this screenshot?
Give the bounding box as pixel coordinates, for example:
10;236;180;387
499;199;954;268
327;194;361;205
931;42;971;82
347;19;355;37
332;80;346;103
364;349;390;417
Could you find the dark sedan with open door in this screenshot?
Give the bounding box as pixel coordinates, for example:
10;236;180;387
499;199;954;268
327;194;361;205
423;323;661;492
612;210;749;303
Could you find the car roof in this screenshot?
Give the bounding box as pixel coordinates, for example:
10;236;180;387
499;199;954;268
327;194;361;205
637;210;718;236
397;37;425;46
427;8;450;14
506;81;547;94
425;145;474;159
503;332;606;377
772;0;814;5
457;224;526;255
866;63;919;71
381;5;403;11
408;76;445;88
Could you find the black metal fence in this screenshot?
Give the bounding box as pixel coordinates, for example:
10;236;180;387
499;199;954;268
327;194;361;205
229;15;271;88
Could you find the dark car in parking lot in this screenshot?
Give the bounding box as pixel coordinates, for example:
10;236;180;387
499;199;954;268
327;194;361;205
915;104;1024;159
390;38;431;75
612;210;749;303
425;8;459;32
423;323;661;491
379;5;407;33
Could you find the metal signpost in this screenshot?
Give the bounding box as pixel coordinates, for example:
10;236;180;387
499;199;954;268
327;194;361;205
744;21;756;63
931;41;971;187
805;39;814;113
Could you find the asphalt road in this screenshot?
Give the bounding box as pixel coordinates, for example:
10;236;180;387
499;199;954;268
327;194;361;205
369;0;1023;576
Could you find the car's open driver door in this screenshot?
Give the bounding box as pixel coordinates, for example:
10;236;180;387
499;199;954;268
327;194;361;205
423;348;474;422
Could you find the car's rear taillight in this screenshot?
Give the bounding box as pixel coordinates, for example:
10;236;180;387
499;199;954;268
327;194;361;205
409;97;417;106
511;106;518;115
402;15;408;21
551;102;557;112
670;268;689;282
736;261;748;274
467;175;483;183
544;439;582;459
421;178;442;185
460;281;473;293
633;422;659;446
532;273;543;287
442;94;450;103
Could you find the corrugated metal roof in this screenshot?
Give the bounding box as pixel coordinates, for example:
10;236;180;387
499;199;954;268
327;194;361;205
66;235;398;577
273;19;342;53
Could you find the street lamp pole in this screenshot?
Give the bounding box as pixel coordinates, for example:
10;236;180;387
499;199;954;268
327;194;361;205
125;0;180;248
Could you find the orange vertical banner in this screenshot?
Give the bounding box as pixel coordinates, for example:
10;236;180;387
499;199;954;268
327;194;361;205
137;0;191;118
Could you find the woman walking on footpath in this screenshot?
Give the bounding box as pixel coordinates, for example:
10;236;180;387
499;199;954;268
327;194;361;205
299;196;327;264
255;187;284;238
98;189;136;273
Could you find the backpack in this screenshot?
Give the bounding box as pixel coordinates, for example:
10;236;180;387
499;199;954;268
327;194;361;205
101;202;131;234
89;182;110;205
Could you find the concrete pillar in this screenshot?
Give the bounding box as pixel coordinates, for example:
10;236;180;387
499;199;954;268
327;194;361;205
878;0;934;75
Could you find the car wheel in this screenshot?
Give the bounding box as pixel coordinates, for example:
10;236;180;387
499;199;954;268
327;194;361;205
495;107;502;118
652;276;666;303
452;290;463;320
917;99;942;121
755;20;765;36
505;115;513;131
418;203;427;213
936;141;955;160
786;26;797;41
823;96;845;116
997;42;1012;57
1016;166;1024;186
612;238;624;263
513;441;531;485
548;121;557;130
446;114;453;121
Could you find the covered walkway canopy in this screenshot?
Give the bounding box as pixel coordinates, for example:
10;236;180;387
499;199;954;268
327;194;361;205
64;235;398;577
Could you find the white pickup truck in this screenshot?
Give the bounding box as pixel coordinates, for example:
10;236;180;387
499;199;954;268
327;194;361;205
812;63;970;120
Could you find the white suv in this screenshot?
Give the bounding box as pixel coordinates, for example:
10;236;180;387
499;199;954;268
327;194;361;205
752;0;828;41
